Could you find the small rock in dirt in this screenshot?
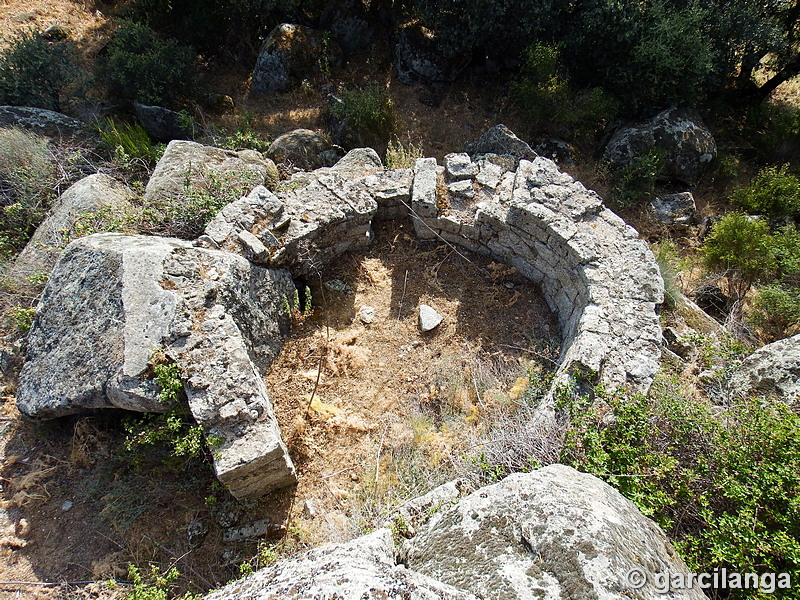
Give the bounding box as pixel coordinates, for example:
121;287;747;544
188;519;209;547
16;518;31;537
303;499;317;517
418;304;443;332
61;500;73;512
223;520;285;542
324;279;352;293
357;305;376;324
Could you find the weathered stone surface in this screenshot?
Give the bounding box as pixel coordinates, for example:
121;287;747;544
729;334;800;404
203;467;701;600
203;528;479;600
266;128;340;170
444;152;475;181
604;107;716;186
402;465;705;600
202;169;377;276
419;304;443;332
144;140;279;206
0;106;85;138
651;192;698;228
13;173;133;278
251;24;342;96
133;102;194;142
17;233;297;498
394;24;470;85
203;132;661;394
320;0;375;54
465;124;536;164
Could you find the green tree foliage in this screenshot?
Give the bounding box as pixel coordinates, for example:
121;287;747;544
99;21;196;107
330;85;395;150
0;30;83;112
734;164;800;219
411;0;800;110
116;0;299;56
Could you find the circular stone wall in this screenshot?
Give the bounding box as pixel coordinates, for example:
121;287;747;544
202;148;664;394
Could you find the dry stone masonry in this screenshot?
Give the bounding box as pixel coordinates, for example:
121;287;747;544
203;146;663;392
17;132;665;499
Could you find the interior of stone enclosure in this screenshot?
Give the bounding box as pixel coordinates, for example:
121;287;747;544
264;221;560;539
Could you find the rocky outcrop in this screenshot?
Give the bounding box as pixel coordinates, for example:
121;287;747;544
464;124;537;164
651;192;698;229
12;173;133;278
319;0;375;54
403;465;704;600
603;107;716;186
251;24;342;96
143;140;279;207
133;102;194;142
0;105;85;138
204;528;478;600
265;128;341;170
17;233;297;498
202;465;703;600
728;334;800;404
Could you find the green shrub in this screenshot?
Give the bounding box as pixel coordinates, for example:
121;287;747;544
0;29;84;112
510;43;618;140
330;85;395;150
0;127;56;253
99;21;196;107
140;167;262;239
125;564;199;600
750;284;800;340
770;224;800;285
97;118;161;169
557;376;800;596
733;164;800;218
609;150;665;209
116;0;298;56
702;212;776;299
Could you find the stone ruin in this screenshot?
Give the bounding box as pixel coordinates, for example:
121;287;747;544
16;138;664;500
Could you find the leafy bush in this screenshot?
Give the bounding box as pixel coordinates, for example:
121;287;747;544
0;127;56;253
609;150;665;209
557;376;800;597
733;164;800;218
770;224;800;285
0;29;84;112
330;85;395;150
702;212;776;299
125;564;199;600
123;354;221;470
99;21;196;107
